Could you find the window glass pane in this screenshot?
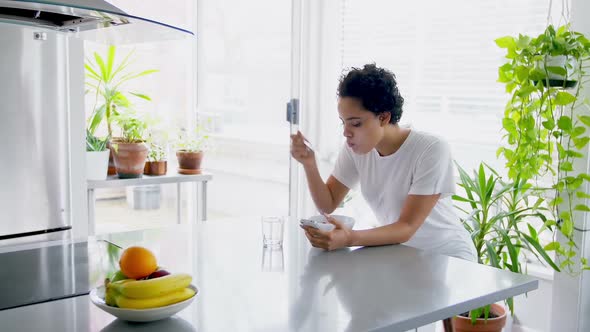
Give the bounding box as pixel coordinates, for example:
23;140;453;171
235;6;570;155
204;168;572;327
197;0;292;218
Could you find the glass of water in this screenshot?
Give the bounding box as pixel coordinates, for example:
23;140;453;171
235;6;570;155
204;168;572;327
261;246;284;272
261;216;284;248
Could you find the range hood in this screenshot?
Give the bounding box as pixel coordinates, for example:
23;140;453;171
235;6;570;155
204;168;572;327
0;0;193;43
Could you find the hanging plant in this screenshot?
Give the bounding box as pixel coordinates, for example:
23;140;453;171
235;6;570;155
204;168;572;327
496;23;590;273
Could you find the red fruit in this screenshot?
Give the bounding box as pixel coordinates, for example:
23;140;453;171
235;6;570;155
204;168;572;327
147;269;171;279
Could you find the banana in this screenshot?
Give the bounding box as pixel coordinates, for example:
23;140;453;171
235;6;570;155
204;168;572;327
105;286;117;307
108;273;192;299
112;287;196;309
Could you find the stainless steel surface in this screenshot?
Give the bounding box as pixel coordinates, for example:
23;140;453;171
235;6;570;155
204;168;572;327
0;22;71;242
0;218;538;331
0;0;193;43
0;0;130;32
32;31;46;40
87;188;95;235
0;241;89;310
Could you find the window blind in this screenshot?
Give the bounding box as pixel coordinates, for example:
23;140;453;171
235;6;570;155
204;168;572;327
338;0;552;172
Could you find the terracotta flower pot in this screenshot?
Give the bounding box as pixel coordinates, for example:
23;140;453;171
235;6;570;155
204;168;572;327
106;137;126;175
145;161;167;176
106;140;118;175
111;141;148;178
452;304;507;332
176;150;203;175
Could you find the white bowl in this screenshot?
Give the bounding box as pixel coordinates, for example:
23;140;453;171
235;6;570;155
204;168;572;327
308;214;355;229
90;284;198;322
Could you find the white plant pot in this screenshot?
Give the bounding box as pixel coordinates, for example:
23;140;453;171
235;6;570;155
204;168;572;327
537;55;578;80
86;150;109;180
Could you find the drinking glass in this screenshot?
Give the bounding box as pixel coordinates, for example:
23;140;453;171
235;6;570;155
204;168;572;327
261;216;284;248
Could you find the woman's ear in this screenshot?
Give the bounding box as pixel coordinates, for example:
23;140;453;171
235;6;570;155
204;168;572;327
379;113;391;125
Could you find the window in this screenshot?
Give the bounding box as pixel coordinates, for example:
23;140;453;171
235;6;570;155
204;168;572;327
337;0;551;173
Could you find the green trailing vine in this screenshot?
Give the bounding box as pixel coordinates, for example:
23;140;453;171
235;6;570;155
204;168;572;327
496;24;590;273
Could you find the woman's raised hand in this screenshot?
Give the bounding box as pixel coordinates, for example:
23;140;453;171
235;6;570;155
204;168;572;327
290;131;316;167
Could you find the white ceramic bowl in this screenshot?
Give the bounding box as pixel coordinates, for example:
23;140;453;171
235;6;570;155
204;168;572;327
90;284;198;322
308;214;355;229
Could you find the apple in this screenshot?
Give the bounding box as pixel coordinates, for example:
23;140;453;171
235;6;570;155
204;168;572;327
147;269;170;279
110;270;128;283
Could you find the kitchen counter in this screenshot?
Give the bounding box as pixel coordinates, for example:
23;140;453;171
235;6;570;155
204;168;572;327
0;217;538;331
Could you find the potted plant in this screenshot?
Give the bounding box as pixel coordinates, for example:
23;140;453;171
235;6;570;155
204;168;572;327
174;126;211;175
144;142;167;176
495;23;590;273
85;45;157;175
86;130;110;180
452;162;561;331
111;110;149;179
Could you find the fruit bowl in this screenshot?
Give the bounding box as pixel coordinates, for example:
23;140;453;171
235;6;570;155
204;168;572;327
90;284;198;322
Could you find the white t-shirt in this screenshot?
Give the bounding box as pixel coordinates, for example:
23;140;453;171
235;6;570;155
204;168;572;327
332;130;477;262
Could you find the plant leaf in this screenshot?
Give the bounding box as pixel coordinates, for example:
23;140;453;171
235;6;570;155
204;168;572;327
506;297;514;316
498;228;519;273
88;104;106;134
574;204;590;212
546;66;567;76
557;116;573;131
579;115;590;127
116;69;159;87
105;45;115;83
93;52;108;82
544;241;561;251
496;36;516;49
555;91;576;105
522;233;561;271
485;241;501;268
129;92;152;101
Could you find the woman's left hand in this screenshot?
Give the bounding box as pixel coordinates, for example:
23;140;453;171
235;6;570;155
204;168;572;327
301;214;354;251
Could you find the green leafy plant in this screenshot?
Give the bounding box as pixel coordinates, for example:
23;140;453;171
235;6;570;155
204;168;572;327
453;162;560;322
86;129;109;152
85;45;157;136
496;24;590;273
148;142;167;161
112;110;149;144
174;125;212;152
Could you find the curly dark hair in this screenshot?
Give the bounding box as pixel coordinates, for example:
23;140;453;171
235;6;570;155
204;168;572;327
337;64;404;124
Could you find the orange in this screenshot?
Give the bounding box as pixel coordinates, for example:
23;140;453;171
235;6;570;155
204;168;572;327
119;246;158;279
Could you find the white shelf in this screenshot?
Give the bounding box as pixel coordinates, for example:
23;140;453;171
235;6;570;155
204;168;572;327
87;172;212;189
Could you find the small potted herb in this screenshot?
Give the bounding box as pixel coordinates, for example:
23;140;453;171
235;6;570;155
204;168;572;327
174;126;211;175
144;142;167;176
111;110;149;178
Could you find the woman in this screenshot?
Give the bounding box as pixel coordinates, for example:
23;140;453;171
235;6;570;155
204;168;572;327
291;64;476;261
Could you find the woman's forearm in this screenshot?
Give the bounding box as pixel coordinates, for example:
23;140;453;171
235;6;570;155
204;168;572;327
350;221;414;247
303;163;337;213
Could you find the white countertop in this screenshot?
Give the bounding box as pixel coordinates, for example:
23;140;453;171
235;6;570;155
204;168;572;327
0;217;538;331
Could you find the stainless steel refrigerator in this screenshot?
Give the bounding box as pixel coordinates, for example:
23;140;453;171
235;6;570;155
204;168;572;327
0;22;72;243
